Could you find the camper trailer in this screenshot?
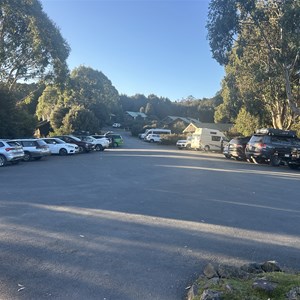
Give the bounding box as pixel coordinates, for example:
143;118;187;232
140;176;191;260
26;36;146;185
190;128;227;151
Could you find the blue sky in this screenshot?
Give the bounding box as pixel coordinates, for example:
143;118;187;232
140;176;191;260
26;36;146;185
40;0;224;101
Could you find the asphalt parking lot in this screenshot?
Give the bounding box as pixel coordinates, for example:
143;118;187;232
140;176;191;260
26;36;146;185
1;131;300;299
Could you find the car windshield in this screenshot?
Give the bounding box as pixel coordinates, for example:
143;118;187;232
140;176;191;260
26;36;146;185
54;138;65;144
69;136;81;142
81;136;94;142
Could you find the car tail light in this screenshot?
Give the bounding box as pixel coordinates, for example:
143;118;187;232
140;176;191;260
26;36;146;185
5;147;15;152
256;143;267;149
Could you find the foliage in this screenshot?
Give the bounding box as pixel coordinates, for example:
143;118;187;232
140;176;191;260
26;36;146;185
0;87;37;138
50;105;70;131
60;106;100;135
207;0;300;124
35;65;122;134
69;66;121;122
170;120;187;134
233;107;260;136
160;134;186;145
193;272;300;300
0;0;70;90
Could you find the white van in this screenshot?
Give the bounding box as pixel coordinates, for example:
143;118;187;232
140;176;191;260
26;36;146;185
190;128;227;152
140;128;171;139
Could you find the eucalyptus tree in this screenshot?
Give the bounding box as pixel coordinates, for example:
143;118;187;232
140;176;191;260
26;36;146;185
61;106;100;135
68;66;121;123
207;0;300;128
0;0;70;90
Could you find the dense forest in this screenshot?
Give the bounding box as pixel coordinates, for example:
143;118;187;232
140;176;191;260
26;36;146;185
0;0;299;138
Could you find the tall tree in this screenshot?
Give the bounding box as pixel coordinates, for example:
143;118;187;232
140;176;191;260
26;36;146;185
69;66;121;122
207;0;300;121
0;0;70;90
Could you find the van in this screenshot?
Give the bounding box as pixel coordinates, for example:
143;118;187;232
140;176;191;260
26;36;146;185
190;128;227;152
139;128;171;139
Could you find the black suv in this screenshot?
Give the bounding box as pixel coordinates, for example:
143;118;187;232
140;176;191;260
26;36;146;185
245;128;299;166
54;135;94;153
223;136;251;160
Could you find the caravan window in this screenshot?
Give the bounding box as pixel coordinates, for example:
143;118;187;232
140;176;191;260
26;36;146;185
211;136;221;141
210;131;218;135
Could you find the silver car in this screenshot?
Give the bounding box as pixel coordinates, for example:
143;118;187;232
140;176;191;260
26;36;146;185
0;139;25;167
10;139;51;162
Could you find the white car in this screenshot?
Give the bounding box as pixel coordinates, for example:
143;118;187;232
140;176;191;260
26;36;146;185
112;123;121;128
176;137;192;149
77;135;110;151
42;138;79;155
0;139;24;167
145;134;161;143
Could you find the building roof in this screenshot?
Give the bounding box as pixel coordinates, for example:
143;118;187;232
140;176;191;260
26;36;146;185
163;116;202;126
183;122;233;133
126;111;147;118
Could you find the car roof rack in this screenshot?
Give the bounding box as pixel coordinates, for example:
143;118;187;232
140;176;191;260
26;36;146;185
255;128;297;137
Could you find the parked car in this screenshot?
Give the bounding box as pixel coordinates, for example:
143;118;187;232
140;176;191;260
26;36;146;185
0;139;24;167
42;138;79;155
112;123;121;128
145;134;161;143
245;128;299;166
104;133;124;147
76;135;110;151
223;136;251;160
176;137;192;149
54;135;94;153
10;139;51;162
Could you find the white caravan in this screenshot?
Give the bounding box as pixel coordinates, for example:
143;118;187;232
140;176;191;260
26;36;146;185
190;128;227;151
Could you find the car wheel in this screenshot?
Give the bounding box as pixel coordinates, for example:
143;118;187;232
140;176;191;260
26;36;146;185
23;151;31;162
95;144;103;151
252;157;265;164
59;148;68;156
204;145;210;152
78;146;84;153
113;142;118;147
0;155;7;167
288;163;299;170
224;154;231;159
270;154;281;166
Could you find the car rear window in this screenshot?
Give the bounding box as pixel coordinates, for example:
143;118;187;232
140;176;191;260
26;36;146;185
7;141;21;147
249;135;264;143
22;140;37;147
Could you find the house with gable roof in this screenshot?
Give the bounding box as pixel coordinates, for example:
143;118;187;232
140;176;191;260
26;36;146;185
125;111;147;120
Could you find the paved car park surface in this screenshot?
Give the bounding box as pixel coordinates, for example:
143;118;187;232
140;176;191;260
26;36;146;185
1;130;300;299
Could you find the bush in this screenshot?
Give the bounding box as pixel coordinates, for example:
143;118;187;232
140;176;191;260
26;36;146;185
160;133;187;145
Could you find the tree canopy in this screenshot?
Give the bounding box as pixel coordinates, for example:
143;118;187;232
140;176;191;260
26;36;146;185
0;0;70;90
207;0;300;128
